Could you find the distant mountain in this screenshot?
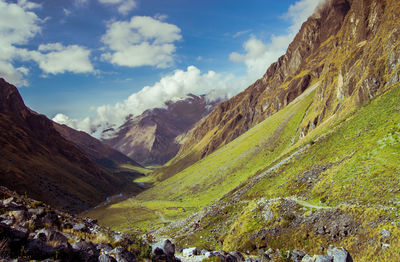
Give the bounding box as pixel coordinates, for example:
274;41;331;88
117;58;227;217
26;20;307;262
53;122;142;170
102;94;221;166
0;78;128;213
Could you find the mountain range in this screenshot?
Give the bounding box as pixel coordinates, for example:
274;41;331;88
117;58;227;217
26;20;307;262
87;0;400;261
1;0;400;261
101;94;220;166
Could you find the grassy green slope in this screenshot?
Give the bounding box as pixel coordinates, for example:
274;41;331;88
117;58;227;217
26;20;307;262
87;82;318;231
163;83;400;261
88;83;400;261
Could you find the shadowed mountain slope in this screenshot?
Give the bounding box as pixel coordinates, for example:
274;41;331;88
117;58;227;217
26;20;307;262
54;122;142;171
0;78;127;213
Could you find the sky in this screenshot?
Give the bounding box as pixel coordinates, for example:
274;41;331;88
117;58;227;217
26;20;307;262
0;0;325;135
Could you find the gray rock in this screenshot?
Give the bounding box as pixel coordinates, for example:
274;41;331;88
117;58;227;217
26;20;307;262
72;240;99;262
200;249;209;255
73;223;87;232
26;239;56;259
28;208;45;217
182;247;198;257
10;210;27;222
291;250;306;262
34;228;68;244
327;246;352;262
301;254;316;262
380;229;391;238
96;243;113;253
9;226;28;240
315;255;333;262
99;254;117;262
229;252;245;262
111;246;137;262
205;251;215;258
152;239;175;257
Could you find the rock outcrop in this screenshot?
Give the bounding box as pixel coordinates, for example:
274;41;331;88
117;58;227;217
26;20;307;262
0;186;147;261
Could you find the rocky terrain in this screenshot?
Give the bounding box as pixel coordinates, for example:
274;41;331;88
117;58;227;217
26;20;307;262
102;94;220;166
0;186;356;262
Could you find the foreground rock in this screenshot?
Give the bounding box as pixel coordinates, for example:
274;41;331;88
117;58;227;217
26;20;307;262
0;186;154;261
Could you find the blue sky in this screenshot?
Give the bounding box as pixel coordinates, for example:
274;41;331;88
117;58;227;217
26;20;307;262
0;0;324;134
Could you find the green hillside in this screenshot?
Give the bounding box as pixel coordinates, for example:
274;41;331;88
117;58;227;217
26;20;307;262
88;83;400;260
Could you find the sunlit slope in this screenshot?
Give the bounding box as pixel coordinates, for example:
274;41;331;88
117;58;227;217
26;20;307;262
88;82;318;230
161;83;400;261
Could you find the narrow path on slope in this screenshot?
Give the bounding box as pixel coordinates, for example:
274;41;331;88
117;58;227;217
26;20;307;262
288;196;331;209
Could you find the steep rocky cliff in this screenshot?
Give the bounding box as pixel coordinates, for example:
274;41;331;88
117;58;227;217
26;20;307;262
103;94;220;166
0;78;127;213
155;0;400;180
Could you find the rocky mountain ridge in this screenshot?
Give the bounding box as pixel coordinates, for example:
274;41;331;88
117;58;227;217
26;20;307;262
103;94;221;166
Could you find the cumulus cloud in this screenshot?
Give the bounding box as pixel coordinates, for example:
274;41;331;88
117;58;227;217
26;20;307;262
0;0;94;86
98;0;136;15
53;66;236;135
229;0;325;80
101;16;182;68
30;43;94;74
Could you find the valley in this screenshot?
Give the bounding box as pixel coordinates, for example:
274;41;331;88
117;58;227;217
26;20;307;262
1;0;400;261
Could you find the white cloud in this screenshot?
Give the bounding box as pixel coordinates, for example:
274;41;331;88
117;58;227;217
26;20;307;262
0;0;94;86
53;66;236;135
31;43;94;74
229;0;325;80
101;16;182;68
98;0;136;15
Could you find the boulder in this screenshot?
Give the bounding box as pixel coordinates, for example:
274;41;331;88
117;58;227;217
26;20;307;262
327;246;353;262
28;208;45;217
73;223;88;232
229;252;245;262
41;212;60;228
72;240;99;262
380;229;391;238
291;250;306;262
99;254;117;262
10;210;27;222
34;228;68;244
301;254;317;262
26;239;56;259
182;247;198;257
315;255;333;262
96;243;114;253
110;246;137;262
152;239;175;257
